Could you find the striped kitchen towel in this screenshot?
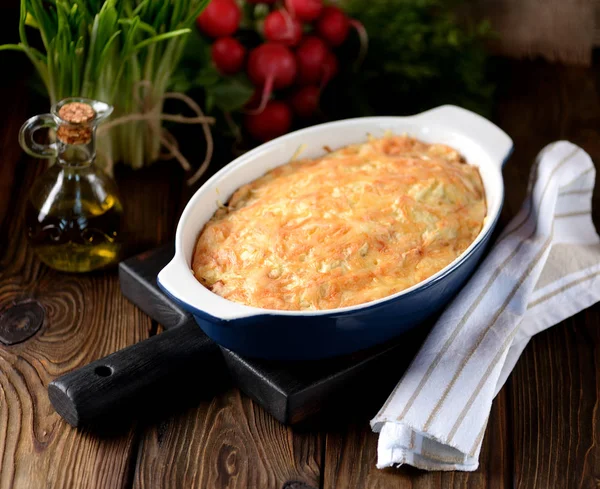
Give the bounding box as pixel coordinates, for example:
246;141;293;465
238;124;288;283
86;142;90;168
371;141;600;471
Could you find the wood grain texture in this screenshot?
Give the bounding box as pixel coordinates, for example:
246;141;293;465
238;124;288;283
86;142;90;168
0;300;45;345
0;78;184;488
0;159;143;489
133;390;322;489
321;389;510;489
0;56;599;489
510;310;600;489
495;59;600;489
466;0;595;66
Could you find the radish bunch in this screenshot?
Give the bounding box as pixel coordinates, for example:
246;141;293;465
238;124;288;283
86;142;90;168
196;0;365;142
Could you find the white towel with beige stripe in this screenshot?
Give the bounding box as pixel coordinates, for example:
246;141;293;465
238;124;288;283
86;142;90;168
371;141;600;471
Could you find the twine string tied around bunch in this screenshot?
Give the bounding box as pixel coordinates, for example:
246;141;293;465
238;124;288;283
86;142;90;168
97;80;215;185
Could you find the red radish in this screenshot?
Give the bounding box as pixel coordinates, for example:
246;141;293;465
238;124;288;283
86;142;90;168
264;10;303;47
245;101;292;142
295;36;328;85
285;0;322;22
321;51;338;87
196;0;241;38
247;44;297;89
290;86;320;118
317;6;350;46
247;43;297;113
247;0;277;3
211;37;246;75
244;89;263;111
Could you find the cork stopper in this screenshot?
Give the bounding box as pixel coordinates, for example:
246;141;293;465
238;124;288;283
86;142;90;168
56;102;96;145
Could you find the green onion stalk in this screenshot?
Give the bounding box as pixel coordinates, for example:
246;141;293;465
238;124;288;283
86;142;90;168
1;0;210;172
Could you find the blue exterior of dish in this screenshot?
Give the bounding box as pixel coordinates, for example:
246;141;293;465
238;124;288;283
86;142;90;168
157;208;500;361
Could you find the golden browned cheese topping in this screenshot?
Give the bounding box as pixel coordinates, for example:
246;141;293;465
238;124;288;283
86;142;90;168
192;136;486;311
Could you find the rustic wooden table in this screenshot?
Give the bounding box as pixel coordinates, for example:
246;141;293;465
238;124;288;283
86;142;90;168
0;57;598;489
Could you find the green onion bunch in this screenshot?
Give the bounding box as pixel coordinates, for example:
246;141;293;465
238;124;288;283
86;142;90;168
2;0;209;170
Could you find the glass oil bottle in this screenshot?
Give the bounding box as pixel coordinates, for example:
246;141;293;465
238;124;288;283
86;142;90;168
19;98;124;272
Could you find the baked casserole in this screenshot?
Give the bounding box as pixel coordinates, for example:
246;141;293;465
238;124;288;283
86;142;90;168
192;135;486;311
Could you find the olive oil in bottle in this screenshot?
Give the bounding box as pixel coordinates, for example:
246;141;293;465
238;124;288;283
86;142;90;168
19;98;124;272
26;196;123;273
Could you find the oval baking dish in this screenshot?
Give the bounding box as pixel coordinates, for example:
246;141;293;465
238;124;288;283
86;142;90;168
158;105;513;360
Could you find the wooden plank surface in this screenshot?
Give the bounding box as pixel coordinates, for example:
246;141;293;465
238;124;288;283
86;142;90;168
0;75;184;488
322;391;510;489
133;391;323;489
0;56;598;489
496;60;600;489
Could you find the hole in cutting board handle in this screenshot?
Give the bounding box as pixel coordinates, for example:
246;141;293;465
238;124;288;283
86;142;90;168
94;365;113;377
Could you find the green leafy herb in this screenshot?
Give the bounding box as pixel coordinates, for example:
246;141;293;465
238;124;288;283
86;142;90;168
329;0;495;118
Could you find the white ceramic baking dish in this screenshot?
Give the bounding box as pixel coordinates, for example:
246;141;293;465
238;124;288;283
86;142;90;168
158;105;513;360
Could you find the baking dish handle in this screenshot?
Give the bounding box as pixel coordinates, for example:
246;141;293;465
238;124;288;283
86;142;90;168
157;256;262;321
416;105;513;167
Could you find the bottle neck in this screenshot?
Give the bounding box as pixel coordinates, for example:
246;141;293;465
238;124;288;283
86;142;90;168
56;133;96;168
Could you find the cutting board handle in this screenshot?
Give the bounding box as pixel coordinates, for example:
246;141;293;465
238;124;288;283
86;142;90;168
48;322;224;427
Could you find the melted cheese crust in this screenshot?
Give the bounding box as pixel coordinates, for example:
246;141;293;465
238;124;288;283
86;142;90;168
192;135;486;311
